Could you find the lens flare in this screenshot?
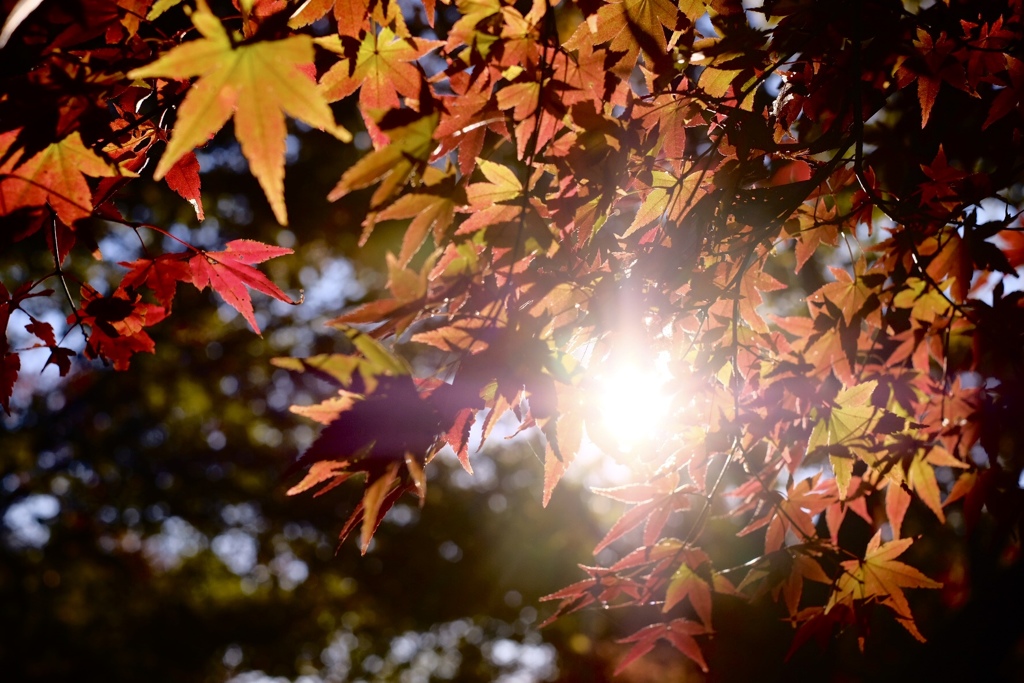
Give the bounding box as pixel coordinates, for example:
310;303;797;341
594;351;672;454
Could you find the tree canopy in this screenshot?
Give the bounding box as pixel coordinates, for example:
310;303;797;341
3;0;1024;678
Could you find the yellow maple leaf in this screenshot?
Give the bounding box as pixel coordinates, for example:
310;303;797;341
827;532;941;640
327;111;438;212
128;0;350;225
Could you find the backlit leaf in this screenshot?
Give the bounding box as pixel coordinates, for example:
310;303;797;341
827;532;941;639
0;130;118;224
188;239;294;334
128;0;350;224
318;29;442;109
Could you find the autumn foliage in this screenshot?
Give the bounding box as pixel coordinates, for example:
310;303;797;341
3;0;1024;674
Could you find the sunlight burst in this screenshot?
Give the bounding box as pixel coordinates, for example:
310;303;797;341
594;351;673;454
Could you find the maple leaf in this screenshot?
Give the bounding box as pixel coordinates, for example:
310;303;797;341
24;316;56;347
906;446;968;521
369;165;458;267
786;604;857;659
591;488;690;553
272;328;412;395
0;130;118;224
663;549;713;625
885;481;912;539
147;0;183;20
328;111;438;211
738;546;832;618
781;551;832;612
807;381;906;498
289;0;408;37
1;281;62;409
343;464;421;554
119;254;192;310
792;221;839;273
188;239;294;334
637;94;701;159
74;287;167;371
904;29;971;129
827;532;941;640
127;0;350;225
738;266;786;333
295;375;441;474
566;0;682;77
496;80;564;160
698;61;746;100
808;265;872;326
879;441;968;531
983;55;1024;129
616;620;708;674
290;393;361;425
317;29;442;109
1;351;18;413
286;459;356;497
162;151;205;221
6;0;1023;667
459;158;523;233
433;72;502;176
739;476;832;552
445;0;503;61
289;373;442;552
891;277;952;323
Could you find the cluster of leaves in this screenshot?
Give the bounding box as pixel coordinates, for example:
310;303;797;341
0;0;319;408
4;0;1024;673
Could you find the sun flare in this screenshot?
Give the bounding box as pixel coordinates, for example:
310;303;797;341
594;351;673;454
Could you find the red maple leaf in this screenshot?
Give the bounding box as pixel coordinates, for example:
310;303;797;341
188;239;294;334
74;287;167;371
162;152;205;221
1;351;18;413
119;254;192;310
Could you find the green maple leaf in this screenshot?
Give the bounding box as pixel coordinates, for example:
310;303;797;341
128;0;350;225
807;381;903;498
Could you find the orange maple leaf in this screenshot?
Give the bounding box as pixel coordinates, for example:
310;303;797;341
128;0;350;225
317;28;442;110
0;130;118;224
565;0;682;76
808;265;872;326
617;619;708;674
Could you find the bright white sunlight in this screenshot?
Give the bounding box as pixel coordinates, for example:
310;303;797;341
592;350;673;455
